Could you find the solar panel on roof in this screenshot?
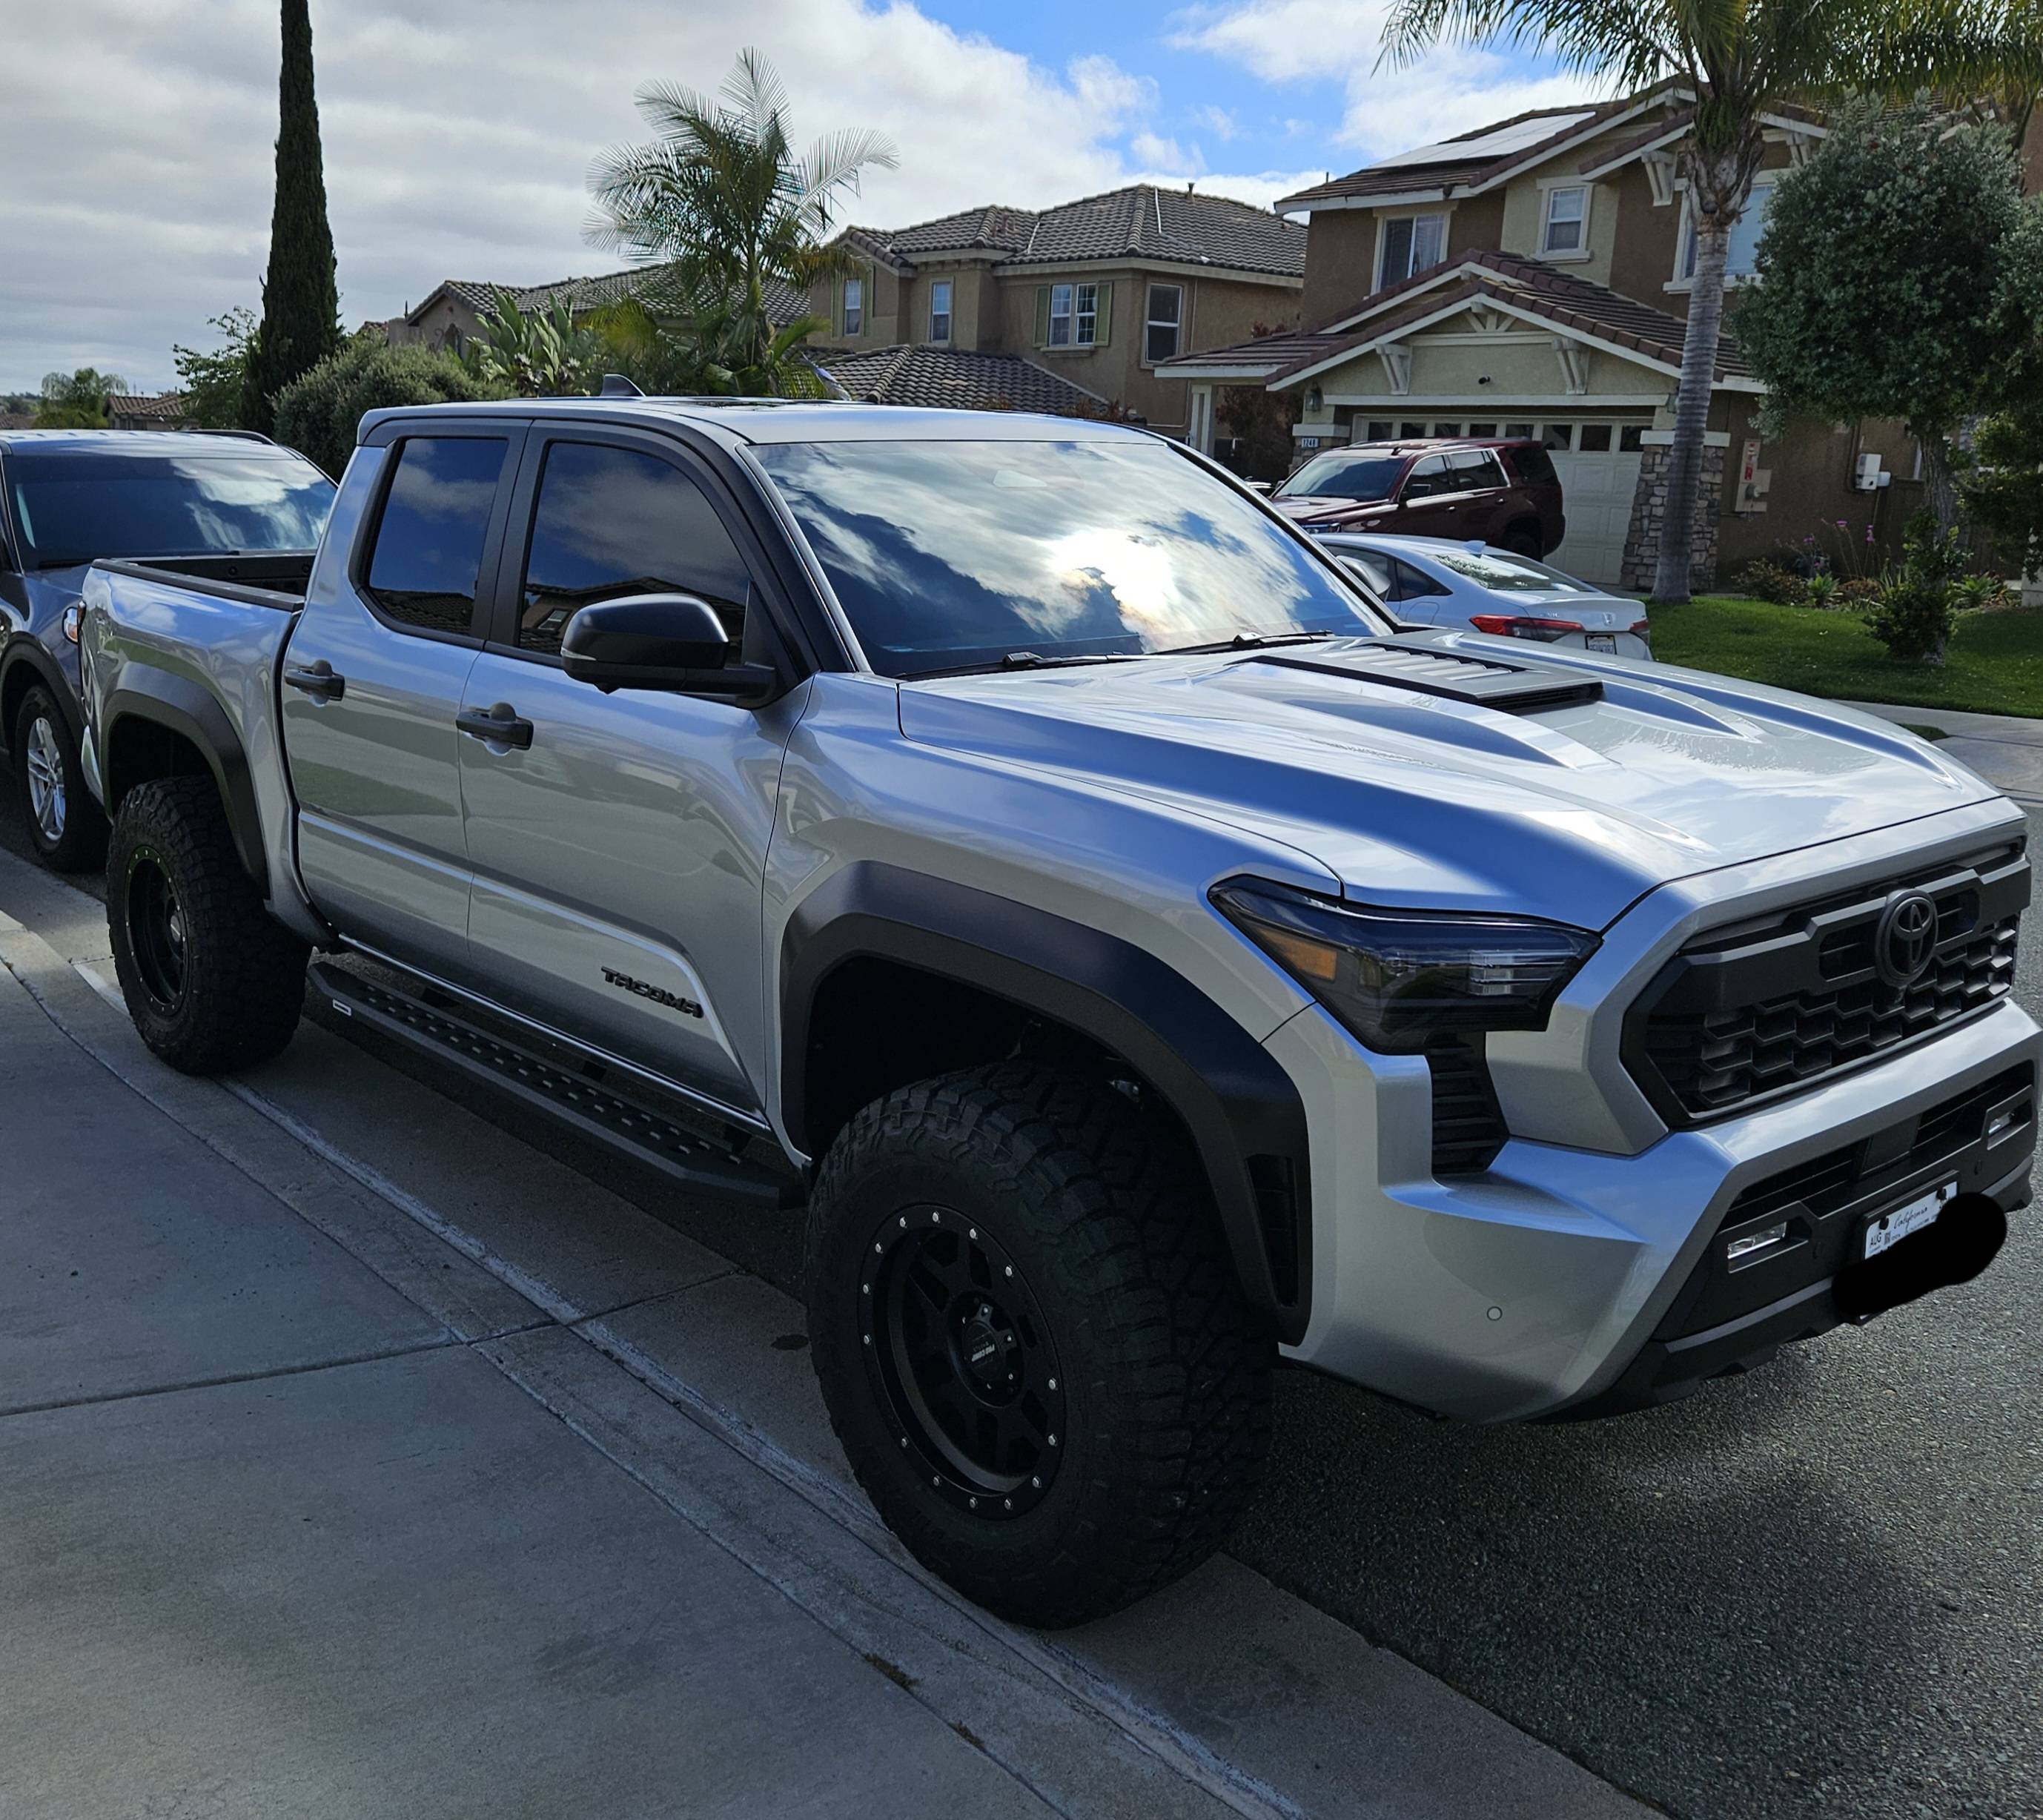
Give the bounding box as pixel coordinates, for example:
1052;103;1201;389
1365;111;1599;172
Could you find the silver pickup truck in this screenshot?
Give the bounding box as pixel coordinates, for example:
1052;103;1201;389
79;397;2037;1627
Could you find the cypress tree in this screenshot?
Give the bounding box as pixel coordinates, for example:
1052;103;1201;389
243;0;340;434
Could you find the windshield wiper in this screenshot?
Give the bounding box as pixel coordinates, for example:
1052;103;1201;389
917;649;1144;680
1159;631;1340;656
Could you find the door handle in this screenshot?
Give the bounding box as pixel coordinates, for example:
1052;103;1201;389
456;702;534;750
283;660;345;701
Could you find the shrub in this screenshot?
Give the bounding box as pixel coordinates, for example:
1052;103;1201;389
1836;575;1884;606
1865;509;1966;664
1801;572;1841;610
272;333;506;478
1736;558;1807;604
1953;572;2015;613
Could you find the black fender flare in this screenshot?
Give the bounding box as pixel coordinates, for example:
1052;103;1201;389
781;862;1314;1342
0;635;85;746
102;668;267;889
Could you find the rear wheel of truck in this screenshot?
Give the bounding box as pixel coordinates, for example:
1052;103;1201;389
106;775;308;1074
806;1062;1273;1628
12;686;107;874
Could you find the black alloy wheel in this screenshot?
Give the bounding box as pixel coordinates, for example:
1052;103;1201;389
862;1203;1067;1518
124;847;190;1014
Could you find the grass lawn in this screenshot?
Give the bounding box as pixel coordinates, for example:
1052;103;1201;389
1649;595;2043;721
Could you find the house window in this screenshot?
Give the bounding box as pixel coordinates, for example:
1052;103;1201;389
1619;425;1647;452
1543;424;1574;450
1076;282;1099;346
1678;182;1774;282
1431;422;1462;437
842;276;864;336
1365;420;1394;442
1145;284;1182;363
1048;282;1073;346
1542;186;1588;256
1400;421;1426;440
1578;424;1613;452
1378;213;1446;287
1504;421;1534;439
1466;422;1497;437
929;278;952;343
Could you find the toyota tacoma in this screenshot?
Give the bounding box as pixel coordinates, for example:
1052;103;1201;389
76;396;2036;1627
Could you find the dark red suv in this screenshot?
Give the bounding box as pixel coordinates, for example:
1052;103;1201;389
1268;438;1565;557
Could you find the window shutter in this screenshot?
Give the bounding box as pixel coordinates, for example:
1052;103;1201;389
1034;285;1051;346
1093;282;1112;346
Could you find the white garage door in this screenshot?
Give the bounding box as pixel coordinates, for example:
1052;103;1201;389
1545;424;1649;588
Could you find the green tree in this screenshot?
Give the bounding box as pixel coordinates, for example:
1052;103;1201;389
271;334;504;479
33;368;129;428
465;289;603;397
1737;104;2039;528
1380;0;2033;602
243;0;341;435
173;307;260;428
585;48;896;395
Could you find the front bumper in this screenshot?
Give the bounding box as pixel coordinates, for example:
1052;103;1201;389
1270;995;2041;1421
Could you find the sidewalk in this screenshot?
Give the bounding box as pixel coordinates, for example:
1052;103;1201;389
1844;698;2043;804
0;847;1652;1820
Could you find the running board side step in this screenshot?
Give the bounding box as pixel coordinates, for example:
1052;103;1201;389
310;962;802;1211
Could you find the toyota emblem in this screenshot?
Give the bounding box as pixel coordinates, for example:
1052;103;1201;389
1874;890;1938;987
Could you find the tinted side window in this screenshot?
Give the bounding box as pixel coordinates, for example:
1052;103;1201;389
516;442;752;655
364;437;508;633
1452;449;1506;490
1393;558;1451;599
1504;444;1559;487
1402;455;1449;500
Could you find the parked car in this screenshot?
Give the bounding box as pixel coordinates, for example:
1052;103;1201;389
1324;532;1652;658
80;400;2034;1629
0;429;334;870
1268;437;1564;556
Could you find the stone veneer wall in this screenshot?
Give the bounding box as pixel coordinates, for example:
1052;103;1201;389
1620;444;1725;592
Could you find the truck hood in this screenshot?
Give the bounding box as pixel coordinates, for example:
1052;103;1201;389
897;634;2004;930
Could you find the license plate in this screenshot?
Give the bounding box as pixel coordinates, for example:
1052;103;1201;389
1862;1180;1957;1260
1586;632;1617;652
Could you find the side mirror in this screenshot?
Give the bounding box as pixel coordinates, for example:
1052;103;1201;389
560;592;779;704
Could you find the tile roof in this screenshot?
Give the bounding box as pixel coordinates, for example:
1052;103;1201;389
1277;251;1752;384
106;391;196;423
1156;327;1350;376
1274;89;1679;210
815;345;1108;416
428;270;811;327
843;185;1306;279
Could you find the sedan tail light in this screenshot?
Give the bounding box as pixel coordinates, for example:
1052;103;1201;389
1468;615;1583;642
1630;618;1651;636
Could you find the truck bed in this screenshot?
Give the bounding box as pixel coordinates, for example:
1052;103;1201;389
92;549;313;611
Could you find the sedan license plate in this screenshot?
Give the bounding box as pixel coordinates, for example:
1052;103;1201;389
1585;632;1617;652
1862;1180;1957;1260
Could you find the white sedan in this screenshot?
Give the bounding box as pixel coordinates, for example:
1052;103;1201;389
1320;532;1653;660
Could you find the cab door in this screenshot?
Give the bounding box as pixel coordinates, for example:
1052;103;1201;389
282;427;523;982
454;427;792;1113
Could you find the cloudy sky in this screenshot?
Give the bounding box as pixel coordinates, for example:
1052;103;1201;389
0;0;1600;392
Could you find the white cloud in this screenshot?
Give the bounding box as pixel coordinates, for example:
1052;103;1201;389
1131;131;1204;174
1169;0;1609;159
0;0;1211;388
1191;103;1241;141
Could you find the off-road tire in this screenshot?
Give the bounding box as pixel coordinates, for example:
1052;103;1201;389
106;775;307;1074
807;1062;1274;1628
13;686;107;873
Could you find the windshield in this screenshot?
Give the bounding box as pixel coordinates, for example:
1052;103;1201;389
6;450;335;568
757;437;1383;678
1273;451;1405;503
1431;547;1596;594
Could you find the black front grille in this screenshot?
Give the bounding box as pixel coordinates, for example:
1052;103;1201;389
1428;1037;1508;1174
1626;844;2027;1123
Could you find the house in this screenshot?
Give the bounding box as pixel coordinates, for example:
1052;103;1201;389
106;391;199;430
383;271;812;356
1161;89;1924;589
808;184;1307;440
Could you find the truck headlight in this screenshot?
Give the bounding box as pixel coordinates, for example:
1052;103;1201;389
1211;879;1599;1053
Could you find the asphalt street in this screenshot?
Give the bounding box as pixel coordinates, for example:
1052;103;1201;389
5;772;2039;1820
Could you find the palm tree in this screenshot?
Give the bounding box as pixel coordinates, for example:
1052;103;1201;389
1380;0;2031;602
586;49;897;397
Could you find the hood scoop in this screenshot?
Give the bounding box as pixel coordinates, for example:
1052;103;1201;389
1255;638;1603;715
